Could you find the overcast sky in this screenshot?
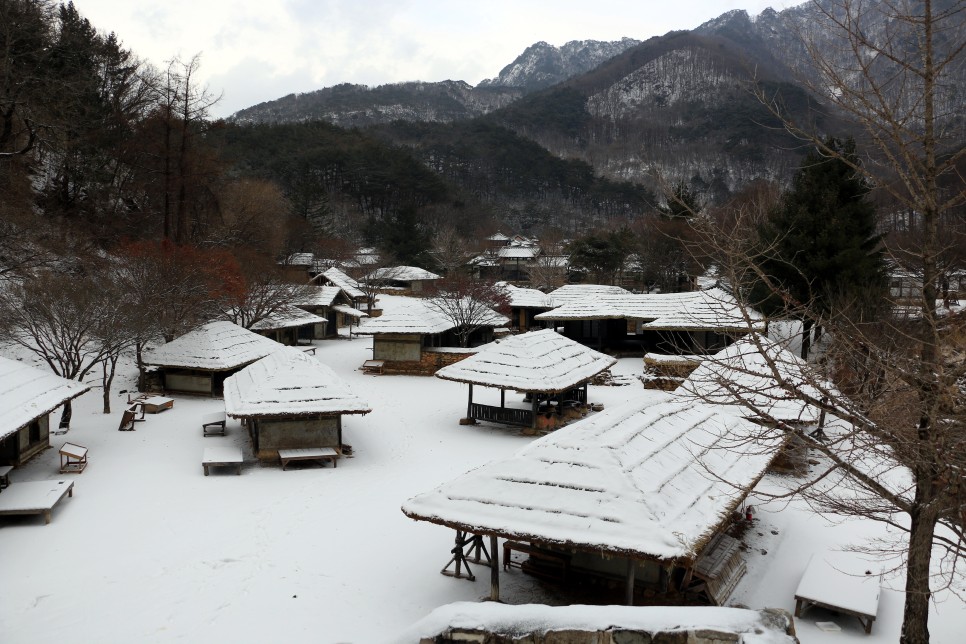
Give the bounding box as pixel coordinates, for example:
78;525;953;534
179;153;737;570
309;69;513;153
71;1;793;118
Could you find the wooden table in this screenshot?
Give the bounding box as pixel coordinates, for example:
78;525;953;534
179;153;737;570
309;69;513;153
202;447;243;476
0;480;74;524
794;552;881;634
278;447;339;470
140;396;174;414
0;465;12;490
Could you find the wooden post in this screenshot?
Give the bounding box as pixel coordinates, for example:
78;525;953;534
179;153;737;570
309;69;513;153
490;535;500;601
500;389;505;408
625;557;636;605
467;384;474;420
531;394;539;429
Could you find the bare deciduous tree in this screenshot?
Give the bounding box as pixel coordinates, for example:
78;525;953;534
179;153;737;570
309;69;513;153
424;275;510;348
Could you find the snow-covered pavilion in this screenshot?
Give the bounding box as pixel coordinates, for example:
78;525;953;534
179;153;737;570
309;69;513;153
142;321;284;396
0;357;91;466
402;393;786;606
365;265;440;294
435;329;616;430
224;348;371;460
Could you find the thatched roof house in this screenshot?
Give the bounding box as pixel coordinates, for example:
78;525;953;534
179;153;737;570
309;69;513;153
359;297;509;374
435;329;616;429
536;287;763;354
292;285;367;338
402;393;785;605
224;348;370;460
365;265;440;294
0;357;91;466
250;305;327;345
142;321;284;395
497;282;554;331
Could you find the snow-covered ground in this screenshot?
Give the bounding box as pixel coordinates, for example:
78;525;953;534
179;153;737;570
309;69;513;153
1;328;963;643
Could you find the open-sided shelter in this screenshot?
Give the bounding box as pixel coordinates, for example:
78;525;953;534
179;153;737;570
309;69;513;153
223;348;371;460
0;357;91;466
537;287;762;354
142;321;284;396
402;393;785;606
435;329;616;430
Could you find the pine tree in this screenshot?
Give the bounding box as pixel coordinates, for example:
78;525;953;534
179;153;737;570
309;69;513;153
754;137;886;357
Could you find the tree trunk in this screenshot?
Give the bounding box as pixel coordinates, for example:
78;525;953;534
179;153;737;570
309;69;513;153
58;400;72;430
101;356;118;414
900;484;939;644
800;318;813;360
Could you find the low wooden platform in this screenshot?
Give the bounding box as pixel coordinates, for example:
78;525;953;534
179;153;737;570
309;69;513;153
140;396;174;414
794;552;881;634
202;446;243;476
59;442;88;474
362;359;385;374
201;411;227;437
0;480;74;524
0;465;12;490
279;447;339;470
503;540;570;582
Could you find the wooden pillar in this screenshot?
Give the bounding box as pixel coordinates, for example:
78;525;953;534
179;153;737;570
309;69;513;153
625;557;636;605
490;535;500;601
500;389;505;408
531;394;539;429
467;384;473;420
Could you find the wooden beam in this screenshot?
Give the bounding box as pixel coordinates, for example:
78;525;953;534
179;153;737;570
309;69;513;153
625;557;636;605
490;535;500;601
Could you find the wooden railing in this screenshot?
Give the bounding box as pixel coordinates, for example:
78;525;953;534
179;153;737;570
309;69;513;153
469;403;533;427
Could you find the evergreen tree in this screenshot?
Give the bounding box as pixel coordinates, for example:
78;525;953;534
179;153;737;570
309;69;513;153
754;137;886;357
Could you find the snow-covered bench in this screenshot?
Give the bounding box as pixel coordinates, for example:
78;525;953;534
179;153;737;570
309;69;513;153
202;447;243;476
362;359;385;374
0;480;74;524
794;552;881;634
201;411;227;437
278;448;339;470
59;442;88;474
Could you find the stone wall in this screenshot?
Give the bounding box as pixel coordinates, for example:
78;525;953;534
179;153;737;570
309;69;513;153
382;349;475;376
417;608;798;644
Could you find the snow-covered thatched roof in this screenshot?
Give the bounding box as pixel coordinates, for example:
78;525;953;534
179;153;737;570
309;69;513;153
320;267;365;299
486;232;510;242
143;321;284;371
536;287;763;331
402;393;785;561
359;297;508;335
679;336;827;424
435;329;616;393
496;282;554;309
366;266;441;282
223;348;371;418
546;283;630;306
250;306;326;332
295;285;344;307
497;245;539;259
0;357;91;441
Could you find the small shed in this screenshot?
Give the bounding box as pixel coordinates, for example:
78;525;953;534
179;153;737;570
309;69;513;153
402;393;786;606
435;329;616;430
223;348;371;460
497;282;554;331
142;321;284;396
0;357;91;466
250;305;327;345
365;265;440;294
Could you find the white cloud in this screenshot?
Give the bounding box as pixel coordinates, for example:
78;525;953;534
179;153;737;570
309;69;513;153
71;0;790;117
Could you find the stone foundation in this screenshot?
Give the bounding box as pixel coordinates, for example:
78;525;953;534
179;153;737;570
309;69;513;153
382;349;475;376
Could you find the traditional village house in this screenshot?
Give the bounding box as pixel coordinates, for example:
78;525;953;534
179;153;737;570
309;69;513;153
402;393;786;606
434;329;616;432
341;247;381;279
536;286;762;357
358;296;508;375
364;265;440;295
0;357;91;467
496;282;554;331
223;348;371;461
484;231;511;251
277;252;318;283
293;285;368;339
142;321;284;396
495;240;541;281
313;267;371;315
249;305;327;346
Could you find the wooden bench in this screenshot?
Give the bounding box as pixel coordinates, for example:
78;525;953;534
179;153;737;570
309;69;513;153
362;359;385;374
59;443;88;474
118;405;143;431
278;447;339;470
140;395;174;413
202;446;243;476
794;553;881;634
201;411;227;437
0;480;74;524
502;540;570;582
